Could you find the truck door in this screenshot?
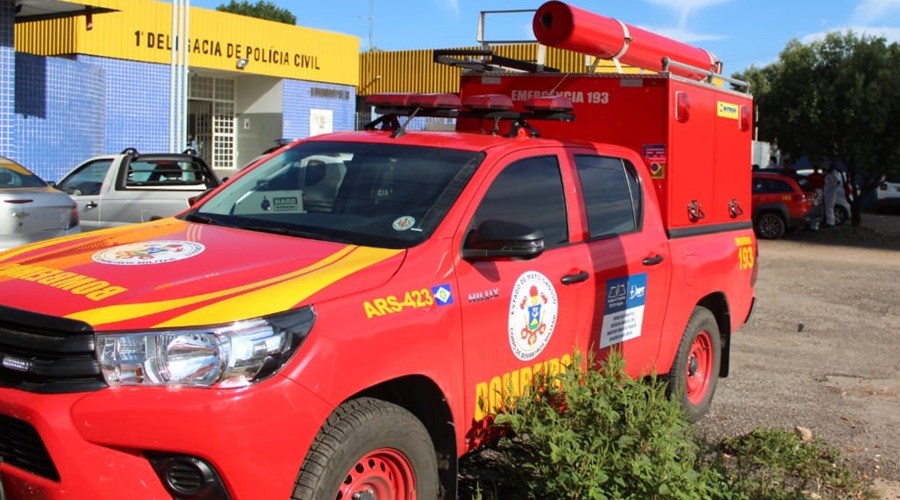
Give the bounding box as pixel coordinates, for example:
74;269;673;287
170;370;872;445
56;158;112;231
571;153;673;379
455;149;594;441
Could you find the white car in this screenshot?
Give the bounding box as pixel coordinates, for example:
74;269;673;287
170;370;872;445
0;156;80;251
875;173;900;213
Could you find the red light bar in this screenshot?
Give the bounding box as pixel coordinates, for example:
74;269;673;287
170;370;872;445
3;199;32;204
523;96;573;113
463;94;514;111
365;93;413;108
406;93;461;109
367;93;461;110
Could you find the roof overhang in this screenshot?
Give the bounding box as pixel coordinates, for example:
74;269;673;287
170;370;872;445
14;0;121;22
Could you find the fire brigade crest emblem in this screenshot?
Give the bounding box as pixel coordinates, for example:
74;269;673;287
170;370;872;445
93;240;205;265
508;271;558;361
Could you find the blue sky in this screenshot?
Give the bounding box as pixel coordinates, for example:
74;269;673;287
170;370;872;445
182;0;900;75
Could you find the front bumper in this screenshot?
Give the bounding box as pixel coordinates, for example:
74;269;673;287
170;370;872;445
0;375;330;499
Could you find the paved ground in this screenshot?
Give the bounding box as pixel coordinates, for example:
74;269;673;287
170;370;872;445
698;210;900;498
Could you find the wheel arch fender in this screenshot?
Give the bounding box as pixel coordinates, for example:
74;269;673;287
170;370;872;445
752;203;788;222
351;375;458;499
697;293;731;378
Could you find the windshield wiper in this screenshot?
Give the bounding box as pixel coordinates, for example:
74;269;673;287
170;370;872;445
241;224;352;244
184;213;224;226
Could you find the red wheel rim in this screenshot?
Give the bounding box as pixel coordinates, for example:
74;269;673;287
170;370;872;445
685;331;713;405
337;448;416;500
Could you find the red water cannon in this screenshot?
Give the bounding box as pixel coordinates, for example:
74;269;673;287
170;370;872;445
532;1;722;80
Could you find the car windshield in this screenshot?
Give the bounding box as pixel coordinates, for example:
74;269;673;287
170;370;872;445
0;161;50;188
186;141;485;248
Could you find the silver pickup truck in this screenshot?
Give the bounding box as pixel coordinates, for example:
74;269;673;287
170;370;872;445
57;148;221;231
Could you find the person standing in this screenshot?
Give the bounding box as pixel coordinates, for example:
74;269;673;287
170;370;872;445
807;166;826;198
822;165;840;227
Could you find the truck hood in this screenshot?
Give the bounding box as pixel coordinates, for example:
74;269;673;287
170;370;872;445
0;219;404;330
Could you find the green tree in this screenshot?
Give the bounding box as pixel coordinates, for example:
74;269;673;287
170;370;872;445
734;32;900;226
216;0;296;25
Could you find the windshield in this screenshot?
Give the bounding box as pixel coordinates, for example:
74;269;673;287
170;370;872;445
0;161;49;188
186;141;484;248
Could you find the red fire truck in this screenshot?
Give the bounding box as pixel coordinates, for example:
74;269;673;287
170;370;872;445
0;2;755;498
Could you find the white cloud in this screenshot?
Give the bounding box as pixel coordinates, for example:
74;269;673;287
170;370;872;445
642;0;732;28
436;0;459;17
644;25;726;44
801;25;900;44
640;0;731;43
851;0;900;24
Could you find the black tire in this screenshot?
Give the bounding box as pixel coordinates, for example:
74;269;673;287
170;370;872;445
834;205;849;226
754;212;786;239
666;307;722;423
293;397;439;500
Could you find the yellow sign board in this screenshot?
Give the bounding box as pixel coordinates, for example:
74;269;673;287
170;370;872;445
717;101;740;120
17;0;359;86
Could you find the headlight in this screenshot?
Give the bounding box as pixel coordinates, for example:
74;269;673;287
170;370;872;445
96;307;315;388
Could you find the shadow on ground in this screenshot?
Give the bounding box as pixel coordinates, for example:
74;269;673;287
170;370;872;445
781;213;900;251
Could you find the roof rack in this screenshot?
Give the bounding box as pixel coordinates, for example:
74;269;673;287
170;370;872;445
363;93;574;139
433;49;559;73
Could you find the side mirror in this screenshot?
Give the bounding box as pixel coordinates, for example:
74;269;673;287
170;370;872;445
462;219;545;261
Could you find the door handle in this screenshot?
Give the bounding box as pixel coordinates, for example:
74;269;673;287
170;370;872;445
642;255;664;266
85;201;98;209
560;271;589;285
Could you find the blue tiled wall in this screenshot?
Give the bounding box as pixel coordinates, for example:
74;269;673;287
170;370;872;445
77;55;169;153
283;80;356;139
0;0;14;159
14;53;106;182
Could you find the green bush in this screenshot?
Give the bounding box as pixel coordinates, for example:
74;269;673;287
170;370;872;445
487;350;727;499
718;427;875;499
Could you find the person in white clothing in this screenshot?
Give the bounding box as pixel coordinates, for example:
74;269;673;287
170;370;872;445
822;165;840;227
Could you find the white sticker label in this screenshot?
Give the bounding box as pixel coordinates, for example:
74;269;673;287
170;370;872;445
392;216;416;231
599;273;647;348
508;271;558;361
93;240;205;266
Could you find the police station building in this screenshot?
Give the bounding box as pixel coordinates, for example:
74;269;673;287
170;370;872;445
1;0;359;181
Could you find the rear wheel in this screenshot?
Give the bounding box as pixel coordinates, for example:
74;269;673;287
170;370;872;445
667;307;721;422
834;205;849;226
755;212;786;239
293;397;439;500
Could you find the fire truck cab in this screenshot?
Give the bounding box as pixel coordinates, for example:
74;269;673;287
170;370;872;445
0;2;756;499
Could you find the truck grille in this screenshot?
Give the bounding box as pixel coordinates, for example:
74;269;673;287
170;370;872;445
0;305;106;394
0;413;60;481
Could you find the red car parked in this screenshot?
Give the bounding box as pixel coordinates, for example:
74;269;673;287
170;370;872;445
752;171;822;239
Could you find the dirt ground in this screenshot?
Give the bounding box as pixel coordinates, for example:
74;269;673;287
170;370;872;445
697;211;900;498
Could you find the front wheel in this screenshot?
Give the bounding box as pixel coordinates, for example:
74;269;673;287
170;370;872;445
666;307;722;423
293;397;439;500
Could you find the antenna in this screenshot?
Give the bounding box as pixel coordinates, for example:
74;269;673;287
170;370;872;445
368;0;374;50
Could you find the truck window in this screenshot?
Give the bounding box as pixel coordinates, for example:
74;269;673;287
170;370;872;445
126;160;208;187
753;178;793;194
58;159;111;196
574;155;642;238
471;156;568;248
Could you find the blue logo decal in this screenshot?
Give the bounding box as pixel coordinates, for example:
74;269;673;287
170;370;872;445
432;284;454;306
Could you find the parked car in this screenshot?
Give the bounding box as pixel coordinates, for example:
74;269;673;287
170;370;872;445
794;168;850;225
56;148;220;231
0;155;80;251
875;173;900;213
751;171;821;239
